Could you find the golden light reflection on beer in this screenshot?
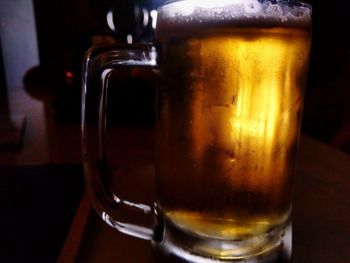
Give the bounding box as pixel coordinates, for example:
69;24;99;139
228;37;288;192
187;29;307;195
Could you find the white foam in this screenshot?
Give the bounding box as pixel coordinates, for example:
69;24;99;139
158;0;311;27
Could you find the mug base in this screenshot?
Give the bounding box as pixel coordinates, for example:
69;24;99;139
152;220;291;262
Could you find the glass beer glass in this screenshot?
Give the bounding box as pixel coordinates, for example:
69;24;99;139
82;0;312;261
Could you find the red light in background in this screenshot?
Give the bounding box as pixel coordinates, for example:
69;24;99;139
65;71;74;84
65;71;74;79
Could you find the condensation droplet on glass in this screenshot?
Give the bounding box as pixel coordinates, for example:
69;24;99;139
229;151;236;163
231;96;235;105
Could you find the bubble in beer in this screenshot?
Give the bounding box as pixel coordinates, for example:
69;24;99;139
243;0;262;14
265;3;283;17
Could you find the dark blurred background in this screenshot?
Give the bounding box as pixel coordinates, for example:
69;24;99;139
303;0;350;152
0;0;349;262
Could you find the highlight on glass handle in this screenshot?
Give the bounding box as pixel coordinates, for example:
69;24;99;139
81;44;161;241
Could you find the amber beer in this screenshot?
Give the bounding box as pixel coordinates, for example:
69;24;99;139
155;2;312;241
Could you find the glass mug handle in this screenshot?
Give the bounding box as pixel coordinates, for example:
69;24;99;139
81;44;161;241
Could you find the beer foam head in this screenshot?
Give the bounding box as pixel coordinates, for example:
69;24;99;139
158;0;311;28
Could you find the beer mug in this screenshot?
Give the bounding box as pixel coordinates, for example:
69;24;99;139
82;0;312;261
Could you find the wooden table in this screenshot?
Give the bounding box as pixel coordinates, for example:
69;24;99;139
58;134;350;263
